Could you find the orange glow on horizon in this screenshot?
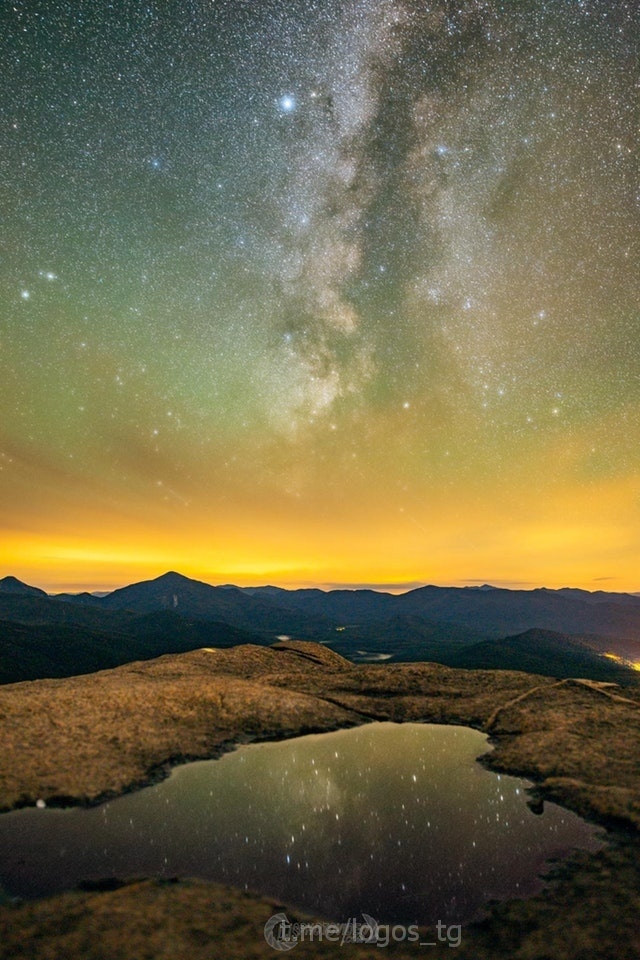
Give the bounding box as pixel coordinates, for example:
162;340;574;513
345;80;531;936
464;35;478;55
2;2;637;611
3;470;639;594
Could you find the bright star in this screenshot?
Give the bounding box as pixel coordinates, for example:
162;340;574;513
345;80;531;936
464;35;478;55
278;95;296;114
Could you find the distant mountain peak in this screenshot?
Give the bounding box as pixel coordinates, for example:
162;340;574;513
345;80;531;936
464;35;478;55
148;571;208;588
0;576;47;597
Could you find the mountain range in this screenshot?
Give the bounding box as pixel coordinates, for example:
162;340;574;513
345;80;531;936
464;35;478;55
1;571;639;685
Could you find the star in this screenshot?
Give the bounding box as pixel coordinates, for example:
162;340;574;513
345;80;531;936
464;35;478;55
0;0;636;590
278;94;297;114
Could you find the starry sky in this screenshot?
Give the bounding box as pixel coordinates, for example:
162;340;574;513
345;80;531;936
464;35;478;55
1;0;638;592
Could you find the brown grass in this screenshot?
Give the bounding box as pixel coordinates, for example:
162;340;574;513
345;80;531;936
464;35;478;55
1;640;640;959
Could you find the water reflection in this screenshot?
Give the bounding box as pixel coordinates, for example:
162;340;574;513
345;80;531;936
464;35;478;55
0;723;602;923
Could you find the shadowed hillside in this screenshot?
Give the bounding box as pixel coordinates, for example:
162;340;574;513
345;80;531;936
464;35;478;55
2;573;640;685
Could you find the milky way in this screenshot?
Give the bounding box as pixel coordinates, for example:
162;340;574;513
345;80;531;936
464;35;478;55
1;1;638;590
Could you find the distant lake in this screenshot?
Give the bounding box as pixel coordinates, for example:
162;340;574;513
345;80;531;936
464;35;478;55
0;723;603;924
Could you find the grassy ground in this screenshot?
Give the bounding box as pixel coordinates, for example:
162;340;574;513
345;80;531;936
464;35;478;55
1;639;639;958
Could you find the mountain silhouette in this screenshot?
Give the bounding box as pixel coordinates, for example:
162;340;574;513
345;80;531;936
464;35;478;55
0;576;47;598
248;581;640;643
100;571;332;634
1;572;639;684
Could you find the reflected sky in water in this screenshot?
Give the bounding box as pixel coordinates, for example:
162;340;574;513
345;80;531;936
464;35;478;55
0;723;603;923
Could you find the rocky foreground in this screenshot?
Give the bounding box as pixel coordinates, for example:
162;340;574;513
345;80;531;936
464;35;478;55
1;640;639;959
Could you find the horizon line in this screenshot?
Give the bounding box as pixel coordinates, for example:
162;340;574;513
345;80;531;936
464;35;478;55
2;570;638;598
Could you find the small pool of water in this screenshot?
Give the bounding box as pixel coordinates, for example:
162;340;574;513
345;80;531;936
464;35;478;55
0;723;603;923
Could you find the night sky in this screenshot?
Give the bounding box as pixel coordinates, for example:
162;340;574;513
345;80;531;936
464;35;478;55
1;0;638;592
